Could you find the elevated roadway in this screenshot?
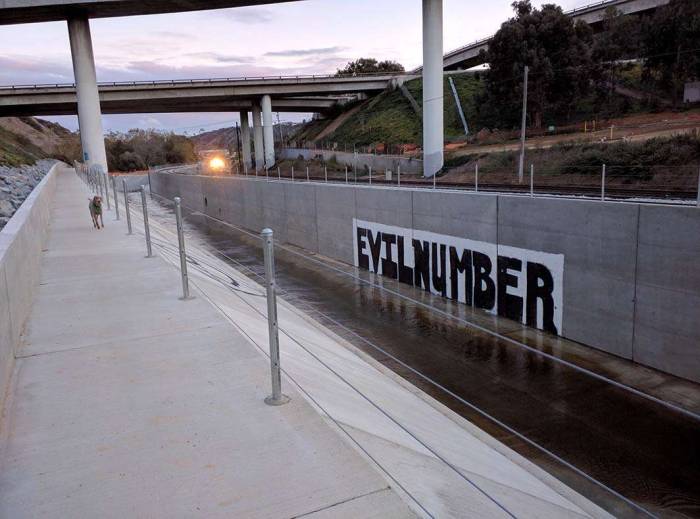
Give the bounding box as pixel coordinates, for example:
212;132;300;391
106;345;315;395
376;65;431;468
0;74;411;116
422;0;670;72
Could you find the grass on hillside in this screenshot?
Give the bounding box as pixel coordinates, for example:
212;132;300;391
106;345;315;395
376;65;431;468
0;126;47;167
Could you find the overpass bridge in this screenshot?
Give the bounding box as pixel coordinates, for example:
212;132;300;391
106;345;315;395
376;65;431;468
0;74;411;116
420;0;670;72
0;0;446;177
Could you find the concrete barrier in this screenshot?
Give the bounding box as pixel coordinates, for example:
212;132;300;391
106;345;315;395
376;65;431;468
279;148;423;175
0;162;60;407
112;173;148;192
150;171;700;383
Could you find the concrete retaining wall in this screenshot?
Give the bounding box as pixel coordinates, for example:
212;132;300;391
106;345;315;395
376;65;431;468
150;171;700;383
279;148;423;175
0;163;60;406
112;173;148;192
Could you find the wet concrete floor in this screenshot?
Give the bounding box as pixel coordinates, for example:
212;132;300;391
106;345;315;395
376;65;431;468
158;206;700;518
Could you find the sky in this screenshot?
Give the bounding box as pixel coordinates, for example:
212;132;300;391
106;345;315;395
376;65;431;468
0;0;583;134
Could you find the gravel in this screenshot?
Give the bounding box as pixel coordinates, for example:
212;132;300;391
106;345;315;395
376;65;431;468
0;160;56;231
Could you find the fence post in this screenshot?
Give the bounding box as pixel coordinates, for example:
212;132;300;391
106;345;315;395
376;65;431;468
306;167;309;182
112;177;120;220
103;174;111;210
369;166;372;185
530;164;534;197
475;162;479;192
261;228;289;406
324;166;328;183
140;186;153;258
601;164;606;201
122;178;132;235
174;197;192;300
292;166;295;181
345;166;348;184
398;165;401;187
278;166;281;180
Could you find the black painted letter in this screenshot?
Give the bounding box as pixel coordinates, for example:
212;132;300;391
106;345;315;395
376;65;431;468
526;262;557;334
497;256;523;322
472;252;496;310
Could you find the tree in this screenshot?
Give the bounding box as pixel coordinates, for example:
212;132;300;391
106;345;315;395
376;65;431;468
643;0;700;103
481;0;594;129
336;58;405;76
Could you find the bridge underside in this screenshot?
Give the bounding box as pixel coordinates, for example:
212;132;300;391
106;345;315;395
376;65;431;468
0;0;299;25
0;95;345;117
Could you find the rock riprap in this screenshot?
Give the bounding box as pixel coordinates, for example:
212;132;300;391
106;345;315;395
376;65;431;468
0;160;56;231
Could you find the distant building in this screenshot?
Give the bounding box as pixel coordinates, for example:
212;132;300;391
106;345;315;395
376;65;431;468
684;82;700;103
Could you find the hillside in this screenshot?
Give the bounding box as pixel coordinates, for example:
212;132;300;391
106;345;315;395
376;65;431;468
192;122;303;153
0;117;79;166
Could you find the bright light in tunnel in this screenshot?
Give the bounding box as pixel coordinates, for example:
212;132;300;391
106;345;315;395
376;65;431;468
209;157;225;171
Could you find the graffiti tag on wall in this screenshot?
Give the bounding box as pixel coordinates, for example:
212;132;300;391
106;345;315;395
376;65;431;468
353;219;564;334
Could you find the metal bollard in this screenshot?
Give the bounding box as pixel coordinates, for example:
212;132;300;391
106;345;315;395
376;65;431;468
601;164;606;201
345;166;348;184
369;166;372;185
174;197;192;300
433;171;436;190
292;166;295;180
278;166;281;180
140;186;153;258
324;166;328;183
103;174;111;210
123;179;132;235
266;168;269;182
112;176;120;220
475;162;479;192
530;164;534;197
306;167;309;182
261;228;289;406
398;165;401;187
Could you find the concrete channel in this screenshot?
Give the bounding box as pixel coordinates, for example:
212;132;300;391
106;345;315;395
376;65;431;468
149;170;700;517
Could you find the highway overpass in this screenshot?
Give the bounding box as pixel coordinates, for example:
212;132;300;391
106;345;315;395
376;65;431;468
422;0;670;72
0;75;409;116
0;0;446;177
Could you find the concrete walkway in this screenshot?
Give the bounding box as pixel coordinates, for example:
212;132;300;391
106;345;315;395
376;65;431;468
0;169;414;518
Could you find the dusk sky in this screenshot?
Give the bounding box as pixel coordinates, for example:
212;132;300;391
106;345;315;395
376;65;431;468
1;0;583;133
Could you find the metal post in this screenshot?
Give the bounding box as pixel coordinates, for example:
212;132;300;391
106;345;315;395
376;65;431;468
398;165;401;187
475;162;479;192
324;166;328;183
292;166;295;181
306;167;309;182
601;164;606;201
518;65;529;184
278;166;281;180
369;166;372;185
140;186;153;258
266;168;269;182
97;172;104;197
433;171;436;189
449;76;469;136
103;174;111;210
345;166;348;184
122;178;132;235
174;197;192;300
530;164;534;197
112;176;120;220
261;228;289;406
697;166;700;208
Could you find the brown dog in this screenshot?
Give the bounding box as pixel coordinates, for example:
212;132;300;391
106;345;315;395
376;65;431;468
89;196;104;229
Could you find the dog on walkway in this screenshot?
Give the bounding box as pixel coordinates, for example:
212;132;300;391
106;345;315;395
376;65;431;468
89;195;104;229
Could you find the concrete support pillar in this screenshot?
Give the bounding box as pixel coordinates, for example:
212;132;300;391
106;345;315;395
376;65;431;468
240;111;252;170
261;95;275;169
422;0;444;178
67;16;108;173
252;103;264;170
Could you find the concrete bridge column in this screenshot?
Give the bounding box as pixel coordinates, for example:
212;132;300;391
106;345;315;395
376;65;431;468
67;16;108;174
261;95;275;169
252;103;264;170
422;0;444;178
239;111;252;171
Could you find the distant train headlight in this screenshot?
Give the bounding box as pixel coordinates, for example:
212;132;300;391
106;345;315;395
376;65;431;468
209;157;226;171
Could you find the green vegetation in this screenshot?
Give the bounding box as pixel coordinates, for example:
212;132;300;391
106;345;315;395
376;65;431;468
0;125;50;166
105;130;197;172
336;58;405;75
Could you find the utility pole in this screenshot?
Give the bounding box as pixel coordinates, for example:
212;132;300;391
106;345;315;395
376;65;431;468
518;65;529;184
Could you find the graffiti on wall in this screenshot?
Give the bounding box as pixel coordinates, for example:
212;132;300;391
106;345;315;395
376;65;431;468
353;219;565;334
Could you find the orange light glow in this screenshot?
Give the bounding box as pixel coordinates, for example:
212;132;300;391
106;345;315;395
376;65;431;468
209;157;226;171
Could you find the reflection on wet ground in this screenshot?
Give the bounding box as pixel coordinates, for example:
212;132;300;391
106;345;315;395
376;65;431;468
155;203;700;518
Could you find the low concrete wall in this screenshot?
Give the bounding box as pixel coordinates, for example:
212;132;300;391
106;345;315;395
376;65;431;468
280;148;423;175
150;171;700;383
0;163;60;407
112;173;148;192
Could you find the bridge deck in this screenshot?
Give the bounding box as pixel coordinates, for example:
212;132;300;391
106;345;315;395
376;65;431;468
0;168;412;518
